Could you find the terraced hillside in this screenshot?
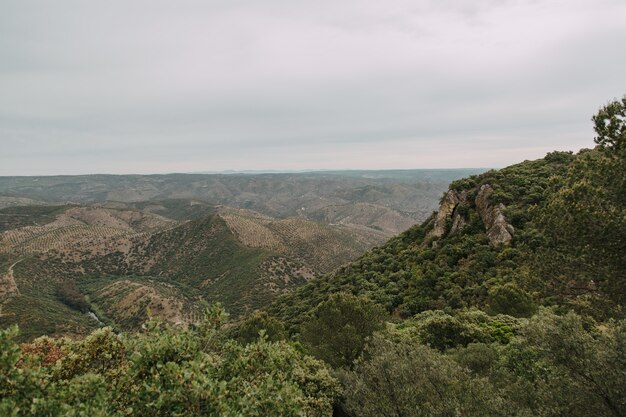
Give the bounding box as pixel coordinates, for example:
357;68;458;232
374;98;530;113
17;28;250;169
218;207;384;272
0;169;485;237
0;202;387;340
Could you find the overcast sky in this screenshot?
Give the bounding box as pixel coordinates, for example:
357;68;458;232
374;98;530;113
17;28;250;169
1;0;625;175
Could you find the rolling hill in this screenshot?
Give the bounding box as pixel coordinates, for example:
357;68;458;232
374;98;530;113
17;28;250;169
0;202;384;339
0;169;485;237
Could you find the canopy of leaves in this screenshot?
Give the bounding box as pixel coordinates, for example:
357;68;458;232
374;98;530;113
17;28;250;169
0;307;339;417
592;96;626;152
300;293;385;368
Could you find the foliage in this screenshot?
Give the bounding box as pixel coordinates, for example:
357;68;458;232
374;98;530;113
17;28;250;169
338;310;625;417
340;333;507;417
0;306;339;417
269;143;623;333
592;96;625;152
487;283;536;317
396;309;517;351
537;146;625;308
56;280;90;313
299;293;385;368
519;311;626;416
231;310;287;345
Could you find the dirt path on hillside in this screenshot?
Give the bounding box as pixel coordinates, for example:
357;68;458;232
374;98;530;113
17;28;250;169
0;259;21;299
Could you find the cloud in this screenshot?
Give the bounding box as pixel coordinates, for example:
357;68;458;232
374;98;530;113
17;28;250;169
0;0;625;175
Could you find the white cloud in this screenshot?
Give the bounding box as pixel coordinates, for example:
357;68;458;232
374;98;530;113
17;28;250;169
0;0;625;174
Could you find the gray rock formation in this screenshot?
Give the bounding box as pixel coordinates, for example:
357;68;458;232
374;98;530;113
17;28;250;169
425;190;469;243
427;190;460;239
475;184;514;246
449;191;468;235
449;208;465;235
426;185;513;246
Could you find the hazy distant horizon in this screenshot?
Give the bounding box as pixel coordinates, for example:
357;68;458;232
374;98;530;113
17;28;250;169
0;167;492;178
2;0;625;175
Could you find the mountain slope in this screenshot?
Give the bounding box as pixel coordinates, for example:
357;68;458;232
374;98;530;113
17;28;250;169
0;169;485;237
268;148;626;333
0;203;386;339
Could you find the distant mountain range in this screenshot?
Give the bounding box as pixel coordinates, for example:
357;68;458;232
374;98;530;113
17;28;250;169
0;169;485;237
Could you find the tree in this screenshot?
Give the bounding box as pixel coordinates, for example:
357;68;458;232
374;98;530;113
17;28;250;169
487;283;536;318
536;98;626;310
300;293;385;368
538;149;626;308
1;310;340;417
232;310;286;345
521;311;626;417
340;333;507;417
592;96;626;152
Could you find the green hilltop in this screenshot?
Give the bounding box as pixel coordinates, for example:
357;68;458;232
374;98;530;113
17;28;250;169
268;145;625;333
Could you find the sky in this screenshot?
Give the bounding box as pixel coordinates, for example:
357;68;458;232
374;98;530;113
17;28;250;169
1;0;625;175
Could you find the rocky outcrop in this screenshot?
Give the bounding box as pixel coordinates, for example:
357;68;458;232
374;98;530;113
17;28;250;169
449;191;468;235
475;185;514;246
426;190;469;243
449;208;465;235
426;185;513;246
427;190;460;240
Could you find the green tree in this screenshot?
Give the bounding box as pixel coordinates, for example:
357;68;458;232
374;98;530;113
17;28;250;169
300;293;385;368
232;310;286;345
592;96;625;152
340;333;507;417
0;307;340;417
487;283;536;318
522;311;626;417
487;311;626;417
538;147;625;308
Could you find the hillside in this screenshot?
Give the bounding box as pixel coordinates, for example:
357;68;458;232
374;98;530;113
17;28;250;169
3;137;624;417
0;202;384;339
268;146;626;332
2;127;625;416
0;169;484;237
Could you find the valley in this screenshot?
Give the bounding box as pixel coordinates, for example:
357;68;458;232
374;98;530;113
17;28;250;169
0;169;482;339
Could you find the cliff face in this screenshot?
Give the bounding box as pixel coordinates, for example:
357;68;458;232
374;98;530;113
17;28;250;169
427;184;513;246
427;190;460;239
475;185;514;246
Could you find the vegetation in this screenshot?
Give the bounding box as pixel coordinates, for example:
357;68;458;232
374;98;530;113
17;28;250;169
1;307;339;417
339;310;625;417
268;143;624;332
56;280;90;313
230;310;287;345
1;99;624;416
0;205;71;233
0;207;383;338
299;293;385;368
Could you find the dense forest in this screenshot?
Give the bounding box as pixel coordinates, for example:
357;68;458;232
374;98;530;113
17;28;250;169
1;98;625;416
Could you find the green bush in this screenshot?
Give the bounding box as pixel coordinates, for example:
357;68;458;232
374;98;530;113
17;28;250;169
300;293;385;368
0;307;340;417
487;283;536;317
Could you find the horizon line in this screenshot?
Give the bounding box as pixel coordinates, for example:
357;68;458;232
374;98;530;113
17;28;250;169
0;167;493;178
